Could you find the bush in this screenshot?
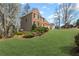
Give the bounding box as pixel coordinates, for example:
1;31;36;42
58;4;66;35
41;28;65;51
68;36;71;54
15;32;24;35
36;27;49;33
32;32;42;36
31;29;37;32
32;22;37;30
44;27;49;32
23;32;34;38
75;33;79;47
31;27;49;36
23;35;34;38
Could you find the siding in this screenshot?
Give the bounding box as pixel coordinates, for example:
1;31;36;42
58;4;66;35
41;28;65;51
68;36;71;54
21;13;32;31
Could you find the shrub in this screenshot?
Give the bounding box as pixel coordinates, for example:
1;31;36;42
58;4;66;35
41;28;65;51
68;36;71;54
32;22;37;30
23;35;34;38
23;32;34;38
31;29;37;32
36;27;49;33
75;33;79;47
43;27;49;32
31;27;49;36
32;32;42;36
15;32;24;35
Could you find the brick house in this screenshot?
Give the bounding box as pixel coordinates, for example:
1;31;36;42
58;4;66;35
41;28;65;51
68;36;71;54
20;8;49;31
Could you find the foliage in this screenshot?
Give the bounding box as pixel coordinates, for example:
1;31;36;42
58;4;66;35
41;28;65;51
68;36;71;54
32;27;49;36
15;32;24;35
32;32;42;36
76;19;79;27
0;3;20;37
54;3;77;26
31;29;37;32
22;3;30;16
75;33;79;47
36;27;49;33
32;22;37;30
23;32;34;38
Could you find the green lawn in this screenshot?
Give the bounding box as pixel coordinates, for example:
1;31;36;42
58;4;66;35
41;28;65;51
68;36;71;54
0;29;79;56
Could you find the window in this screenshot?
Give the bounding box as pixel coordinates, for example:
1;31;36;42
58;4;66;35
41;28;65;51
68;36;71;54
33;13;39;19
35;15;38;19
33;13;36;18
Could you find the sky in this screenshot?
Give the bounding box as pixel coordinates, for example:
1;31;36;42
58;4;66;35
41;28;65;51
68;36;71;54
29;3;58;23
20;3;79;26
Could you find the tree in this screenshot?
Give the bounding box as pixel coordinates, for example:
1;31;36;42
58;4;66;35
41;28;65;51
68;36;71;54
76;19;79;28
54;5;61;29
54;3;77;28
0;3;20;37
60;3;76;25
22;3;30;16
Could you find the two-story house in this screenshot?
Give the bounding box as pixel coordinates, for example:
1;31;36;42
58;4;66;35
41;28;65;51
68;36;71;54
20;8;49;31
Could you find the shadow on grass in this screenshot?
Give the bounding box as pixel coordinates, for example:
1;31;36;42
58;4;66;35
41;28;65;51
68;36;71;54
60;34;79;56
60;46;79;56
71;47;79;56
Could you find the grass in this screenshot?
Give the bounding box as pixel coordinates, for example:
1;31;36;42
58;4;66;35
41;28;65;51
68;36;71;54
0;29;78;56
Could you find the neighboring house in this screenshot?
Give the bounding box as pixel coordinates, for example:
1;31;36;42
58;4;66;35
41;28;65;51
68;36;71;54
20;8;50;31
49;23;55;30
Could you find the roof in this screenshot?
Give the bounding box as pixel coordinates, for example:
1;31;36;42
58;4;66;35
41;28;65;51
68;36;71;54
20;10;32;19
